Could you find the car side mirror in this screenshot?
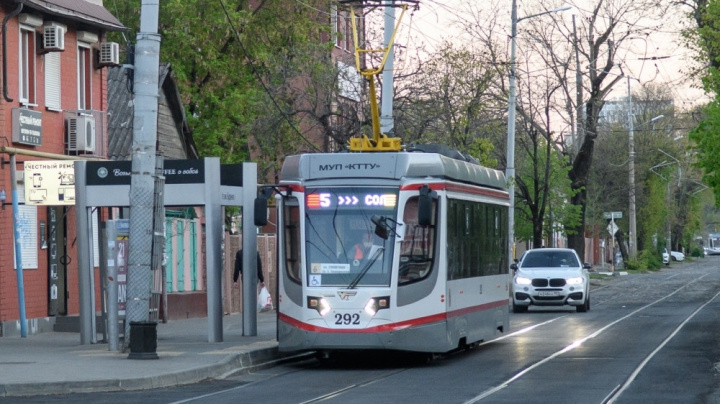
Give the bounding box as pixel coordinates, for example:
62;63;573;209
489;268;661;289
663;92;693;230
583;263;592;270
510;263;518;271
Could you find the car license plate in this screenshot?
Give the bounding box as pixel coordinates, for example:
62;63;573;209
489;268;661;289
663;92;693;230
538;291;560;297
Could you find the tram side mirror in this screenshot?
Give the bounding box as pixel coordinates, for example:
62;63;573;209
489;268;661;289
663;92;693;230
254;197;268;227
254;187;275;227
418;185;435;227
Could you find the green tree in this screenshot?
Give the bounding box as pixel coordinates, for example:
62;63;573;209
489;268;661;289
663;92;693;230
689;103;720;203
392;41;504;167
110;1;354;181
682;0;720;207
514;132;581;247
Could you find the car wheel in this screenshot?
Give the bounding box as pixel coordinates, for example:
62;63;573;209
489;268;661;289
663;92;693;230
513;303;528;313
576;296;590;313
671;256;677;261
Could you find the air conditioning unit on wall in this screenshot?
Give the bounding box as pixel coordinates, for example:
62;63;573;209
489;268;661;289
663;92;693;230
67;116;95;153
99;42;120;66
43;23;66;51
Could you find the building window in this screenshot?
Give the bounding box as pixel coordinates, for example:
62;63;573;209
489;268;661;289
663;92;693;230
77;44;92;110
45;52;61;110
331;5;339;46
19;25;36;105
332;6;353;51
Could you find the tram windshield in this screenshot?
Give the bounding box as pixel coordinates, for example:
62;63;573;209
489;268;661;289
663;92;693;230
304;187;398;287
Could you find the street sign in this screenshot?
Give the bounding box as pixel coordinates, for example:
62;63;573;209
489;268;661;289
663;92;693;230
607;222;619;235
603;211;623;219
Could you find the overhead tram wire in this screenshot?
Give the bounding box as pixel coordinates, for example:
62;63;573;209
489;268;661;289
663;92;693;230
218;0;321;152
295;0;445;62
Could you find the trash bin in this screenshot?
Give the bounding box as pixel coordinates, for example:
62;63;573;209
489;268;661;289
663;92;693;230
128;321;159;360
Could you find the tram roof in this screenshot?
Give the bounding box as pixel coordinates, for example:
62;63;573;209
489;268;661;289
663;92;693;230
280;152;506;190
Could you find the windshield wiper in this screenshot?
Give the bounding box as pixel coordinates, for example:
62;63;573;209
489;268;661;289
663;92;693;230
347;247;384;289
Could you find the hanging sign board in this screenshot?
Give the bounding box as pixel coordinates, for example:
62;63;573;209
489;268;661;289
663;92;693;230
23;160;76;205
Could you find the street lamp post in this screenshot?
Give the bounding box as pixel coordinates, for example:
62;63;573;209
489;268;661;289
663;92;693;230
507;1;570;261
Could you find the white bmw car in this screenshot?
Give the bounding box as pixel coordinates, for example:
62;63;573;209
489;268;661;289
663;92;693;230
511;248;591;313
662;248;684;265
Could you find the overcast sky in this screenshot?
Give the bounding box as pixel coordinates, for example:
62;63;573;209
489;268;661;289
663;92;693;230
376;0;709;110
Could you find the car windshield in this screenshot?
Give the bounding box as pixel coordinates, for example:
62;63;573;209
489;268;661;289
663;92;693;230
520;251;579;268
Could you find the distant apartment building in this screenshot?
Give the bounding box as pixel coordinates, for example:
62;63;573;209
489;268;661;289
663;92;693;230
599;97;674;126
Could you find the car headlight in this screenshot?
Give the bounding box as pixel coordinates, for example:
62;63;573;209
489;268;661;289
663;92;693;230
566;277;584;285
515;276;532;285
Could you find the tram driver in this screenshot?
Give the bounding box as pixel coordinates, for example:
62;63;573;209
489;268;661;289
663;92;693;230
350;231;382;267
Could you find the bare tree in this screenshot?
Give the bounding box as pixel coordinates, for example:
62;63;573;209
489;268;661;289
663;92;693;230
455;0;669;260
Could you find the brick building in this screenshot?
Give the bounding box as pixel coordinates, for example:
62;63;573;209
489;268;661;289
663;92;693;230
0;0;124;336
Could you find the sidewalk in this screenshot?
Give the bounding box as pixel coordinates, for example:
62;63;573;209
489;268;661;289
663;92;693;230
0;311;292;398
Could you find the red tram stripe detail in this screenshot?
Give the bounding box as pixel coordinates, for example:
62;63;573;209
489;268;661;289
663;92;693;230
279;299;509;334
400;183;509;200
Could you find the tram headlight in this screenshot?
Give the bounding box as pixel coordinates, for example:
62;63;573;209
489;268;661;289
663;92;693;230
307;296;332;316
515;276;532;285
364;296;390;316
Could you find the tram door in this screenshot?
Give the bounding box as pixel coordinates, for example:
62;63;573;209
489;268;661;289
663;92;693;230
48;206;68;316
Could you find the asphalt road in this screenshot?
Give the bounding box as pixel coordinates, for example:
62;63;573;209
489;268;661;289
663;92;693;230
8;257;720;404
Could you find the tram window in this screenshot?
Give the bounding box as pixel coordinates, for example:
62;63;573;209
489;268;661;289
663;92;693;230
447;199;508;279
399;196;436;285
284;197;302;283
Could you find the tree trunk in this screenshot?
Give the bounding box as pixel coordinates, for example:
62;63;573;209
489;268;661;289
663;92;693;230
615;229;628;262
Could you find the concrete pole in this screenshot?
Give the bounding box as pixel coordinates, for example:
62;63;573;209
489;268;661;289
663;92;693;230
628;78;637;260
126;0;161;336
506;4;571;260
506;0;518;262
380;1;395;135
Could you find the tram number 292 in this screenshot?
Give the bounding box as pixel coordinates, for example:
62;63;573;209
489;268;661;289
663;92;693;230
335;312;361;325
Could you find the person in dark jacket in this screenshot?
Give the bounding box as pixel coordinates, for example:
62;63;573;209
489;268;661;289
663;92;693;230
233;250;264;284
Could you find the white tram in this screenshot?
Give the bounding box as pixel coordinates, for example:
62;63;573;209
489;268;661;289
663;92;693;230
259;148;511;355
707;233;720;255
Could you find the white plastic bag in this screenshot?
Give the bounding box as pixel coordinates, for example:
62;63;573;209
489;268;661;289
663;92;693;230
257;286;273;312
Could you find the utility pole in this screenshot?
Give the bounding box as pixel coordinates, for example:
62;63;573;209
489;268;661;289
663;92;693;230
507;1;570;261
380;1;395;135
126;0;161;344
627;78;637;260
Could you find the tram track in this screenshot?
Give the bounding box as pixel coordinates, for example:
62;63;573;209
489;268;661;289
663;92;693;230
602;286;720;404
297;368;411;404
463;272;714;404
